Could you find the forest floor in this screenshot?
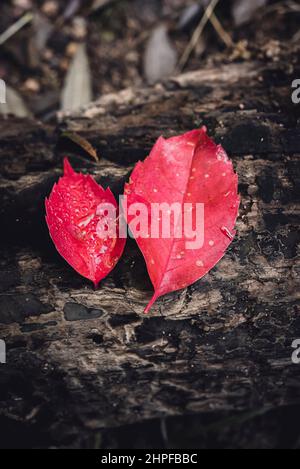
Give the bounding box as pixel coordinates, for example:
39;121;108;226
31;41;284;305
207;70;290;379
0;1;299;120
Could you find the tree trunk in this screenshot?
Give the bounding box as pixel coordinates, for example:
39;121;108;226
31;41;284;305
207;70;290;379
0;54;299;448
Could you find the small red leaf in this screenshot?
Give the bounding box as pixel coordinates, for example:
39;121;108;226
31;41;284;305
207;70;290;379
45;158;125;287
125;127;240;313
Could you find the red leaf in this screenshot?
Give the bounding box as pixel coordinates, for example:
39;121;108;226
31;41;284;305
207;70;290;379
125;127;240;313
45;158;125;287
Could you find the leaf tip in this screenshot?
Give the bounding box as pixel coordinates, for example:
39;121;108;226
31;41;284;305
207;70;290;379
63;157;76;177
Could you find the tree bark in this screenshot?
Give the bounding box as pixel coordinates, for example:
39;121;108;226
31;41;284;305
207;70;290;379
0;54;299;447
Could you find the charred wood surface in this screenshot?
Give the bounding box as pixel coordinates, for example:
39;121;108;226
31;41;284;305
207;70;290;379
0;54;299;448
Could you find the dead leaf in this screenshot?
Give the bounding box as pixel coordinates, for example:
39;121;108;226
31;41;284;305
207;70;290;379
143;24;177;85
232;0;268;26
61;43;92;112
91;0;114;12
63;0;82;20
33;12;53;53
61;132;99;162
178;3;202;31
0;86;32;118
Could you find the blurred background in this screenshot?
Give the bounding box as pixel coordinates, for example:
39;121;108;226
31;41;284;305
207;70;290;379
0;0;299;120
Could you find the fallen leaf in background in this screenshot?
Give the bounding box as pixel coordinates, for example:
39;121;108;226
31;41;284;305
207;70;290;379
91;0;115;13
133;0;160;24
46;159;125;287
0;85;32;118
32;11;53;53
63;0;82;20
232;0;268;26
125;128;240;313
144;24;177;84
178;3;202;31
61;43;92;112
13;0;32;10
61;132;100;162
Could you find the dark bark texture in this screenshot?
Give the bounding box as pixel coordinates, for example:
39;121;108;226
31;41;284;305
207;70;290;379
0;44;299;448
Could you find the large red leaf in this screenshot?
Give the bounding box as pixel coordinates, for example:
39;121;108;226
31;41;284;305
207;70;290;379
125;127;240;313
46;159;125;287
